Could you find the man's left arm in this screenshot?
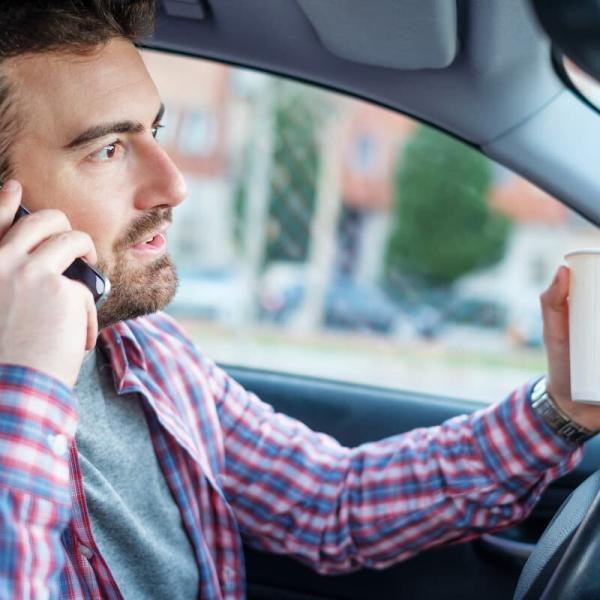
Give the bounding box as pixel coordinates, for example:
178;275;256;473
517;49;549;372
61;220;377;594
212;366;581;574
211;266;592;574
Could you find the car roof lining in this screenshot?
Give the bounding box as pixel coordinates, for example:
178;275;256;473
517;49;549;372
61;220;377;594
149;1;559;144
147;0;600;226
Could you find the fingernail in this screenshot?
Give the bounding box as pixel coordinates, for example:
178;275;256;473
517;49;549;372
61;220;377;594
1;179;19;192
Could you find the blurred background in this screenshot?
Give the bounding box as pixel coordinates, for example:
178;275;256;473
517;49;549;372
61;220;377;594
143;50;600;404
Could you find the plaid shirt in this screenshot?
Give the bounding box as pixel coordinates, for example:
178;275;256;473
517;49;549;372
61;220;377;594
0;312;583;599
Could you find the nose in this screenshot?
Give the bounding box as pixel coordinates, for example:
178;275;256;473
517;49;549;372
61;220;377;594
133;141;187;210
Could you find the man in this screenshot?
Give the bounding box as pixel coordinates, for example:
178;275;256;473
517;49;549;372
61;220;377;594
0;2;598;599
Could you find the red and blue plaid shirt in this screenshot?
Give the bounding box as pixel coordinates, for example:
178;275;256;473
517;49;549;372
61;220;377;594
0;312;583;599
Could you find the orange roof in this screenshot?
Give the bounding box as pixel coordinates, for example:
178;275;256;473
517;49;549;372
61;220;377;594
341;104;416;211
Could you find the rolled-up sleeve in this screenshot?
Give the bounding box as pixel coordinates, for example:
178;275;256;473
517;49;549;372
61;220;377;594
0;364;77;599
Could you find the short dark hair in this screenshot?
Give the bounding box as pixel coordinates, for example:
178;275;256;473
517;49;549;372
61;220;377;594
0;0;156;182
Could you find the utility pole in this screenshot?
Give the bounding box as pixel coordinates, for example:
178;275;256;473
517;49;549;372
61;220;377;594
294;107;345;332
240;79;275;326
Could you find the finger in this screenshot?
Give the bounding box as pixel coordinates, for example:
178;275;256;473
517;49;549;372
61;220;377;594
541;266;570;342
544;266;570;309
81;284;99;351
0;180;22;239
0;208;72;257
542;267;572;400
27;230;97;272
66;278;98;351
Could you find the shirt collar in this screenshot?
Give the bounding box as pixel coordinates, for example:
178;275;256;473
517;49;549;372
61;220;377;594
99;319;148;386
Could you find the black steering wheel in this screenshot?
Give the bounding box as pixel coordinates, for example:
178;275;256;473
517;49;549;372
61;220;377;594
514;469;600;599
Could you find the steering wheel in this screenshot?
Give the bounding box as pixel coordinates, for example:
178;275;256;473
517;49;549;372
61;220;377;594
514;469;600;599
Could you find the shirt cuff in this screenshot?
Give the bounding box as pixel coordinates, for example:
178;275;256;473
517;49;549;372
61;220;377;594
472;381;583;495
0;364;77;505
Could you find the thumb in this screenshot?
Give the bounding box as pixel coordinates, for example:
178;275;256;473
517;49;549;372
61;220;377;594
83;287;99;351
541;265;571;399
541;265;570;345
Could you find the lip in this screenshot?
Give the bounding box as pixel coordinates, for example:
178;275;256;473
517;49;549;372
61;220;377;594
130;222;171;255
132;221;170;244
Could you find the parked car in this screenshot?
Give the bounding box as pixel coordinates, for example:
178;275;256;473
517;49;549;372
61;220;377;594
167;268;247;326
258;262;306;325
322;278;399;334
260;265;402;335
261;274;401;335
445;296;509;330
407;303;445;340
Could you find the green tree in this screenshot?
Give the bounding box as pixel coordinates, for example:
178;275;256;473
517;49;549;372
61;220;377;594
385;126;511;291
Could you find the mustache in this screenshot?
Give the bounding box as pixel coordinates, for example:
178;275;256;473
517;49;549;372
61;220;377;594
116;207;173;250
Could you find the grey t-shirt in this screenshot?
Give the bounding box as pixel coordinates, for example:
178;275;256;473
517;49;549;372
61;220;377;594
74;347;199;599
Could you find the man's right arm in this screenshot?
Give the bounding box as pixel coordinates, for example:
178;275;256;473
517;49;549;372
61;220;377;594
0;179;99;598
0;365;77;599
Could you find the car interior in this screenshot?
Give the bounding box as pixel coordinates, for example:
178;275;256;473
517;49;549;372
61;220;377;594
143;1;600;598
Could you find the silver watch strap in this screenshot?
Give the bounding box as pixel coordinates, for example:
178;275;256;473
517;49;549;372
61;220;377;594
530;377;595;445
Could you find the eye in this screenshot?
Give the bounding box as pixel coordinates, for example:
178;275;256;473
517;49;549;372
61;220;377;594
89;141;122;162
152;123;164;139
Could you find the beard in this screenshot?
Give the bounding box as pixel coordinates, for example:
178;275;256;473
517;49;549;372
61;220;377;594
95;207;179;330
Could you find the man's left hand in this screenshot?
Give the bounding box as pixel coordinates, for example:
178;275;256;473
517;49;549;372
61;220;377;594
542;265;600;432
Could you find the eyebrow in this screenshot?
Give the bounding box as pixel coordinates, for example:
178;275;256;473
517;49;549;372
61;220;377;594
64;102;165;150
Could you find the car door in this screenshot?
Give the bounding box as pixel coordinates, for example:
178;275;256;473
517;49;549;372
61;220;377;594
229;367;600;600
141;48;600;600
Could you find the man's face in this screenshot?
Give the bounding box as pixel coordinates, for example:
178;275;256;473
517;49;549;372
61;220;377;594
6;38;187;328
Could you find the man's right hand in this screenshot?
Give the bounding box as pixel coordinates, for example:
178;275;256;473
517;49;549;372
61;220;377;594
0;180;98;387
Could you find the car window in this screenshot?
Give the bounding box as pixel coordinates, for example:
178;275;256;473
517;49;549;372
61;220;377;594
142;50;600;404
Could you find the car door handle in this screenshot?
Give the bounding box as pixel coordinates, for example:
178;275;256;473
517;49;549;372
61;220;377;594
477;534;535;566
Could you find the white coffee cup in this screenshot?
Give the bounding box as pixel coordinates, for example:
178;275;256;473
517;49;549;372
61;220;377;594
565;249;600;404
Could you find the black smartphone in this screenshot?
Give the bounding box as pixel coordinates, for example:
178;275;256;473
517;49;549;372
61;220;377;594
13;205;111;309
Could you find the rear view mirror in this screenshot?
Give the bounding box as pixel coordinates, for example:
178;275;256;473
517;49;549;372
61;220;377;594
530;0;600;82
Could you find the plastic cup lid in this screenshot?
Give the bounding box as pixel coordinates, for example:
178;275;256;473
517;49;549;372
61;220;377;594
565;248;600;259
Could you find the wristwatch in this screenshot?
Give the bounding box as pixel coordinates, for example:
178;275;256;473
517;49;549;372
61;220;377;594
530;377;595;445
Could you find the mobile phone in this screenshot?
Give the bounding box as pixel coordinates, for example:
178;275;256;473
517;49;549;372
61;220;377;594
13;205;111;309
